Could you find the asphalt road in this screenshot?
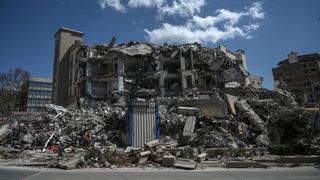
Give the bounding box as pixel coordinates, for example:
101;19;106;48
0;166;319;180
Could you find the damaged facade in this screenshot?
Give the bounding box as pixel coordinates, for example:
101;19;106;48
217;44;264;89
273;52;320;105
52;28;260;107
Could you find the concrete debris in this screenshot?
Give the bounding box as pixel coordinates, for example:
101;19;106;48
196;153;208;162
46;104;67;114
137;151;151;164
117;43;152;56
56;156;85;170
174;158;197;170
0;124;11;141
182;116;196;136
178;107;199;116
145;140;160;149
235;99;269;147
162;155;176;167
224;94;238;115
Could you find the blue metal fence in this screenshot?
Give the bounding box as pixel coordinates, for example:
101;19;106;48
128;102;160;148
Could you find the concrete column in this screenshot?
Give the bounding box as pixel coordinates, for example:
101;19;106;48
180;50;186;70
159;70;167;96
86;62;92;95
180;49;187;93
117;59;124;91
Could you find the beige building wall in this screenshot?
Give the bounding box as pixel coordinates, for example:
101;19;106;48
52;27;83;105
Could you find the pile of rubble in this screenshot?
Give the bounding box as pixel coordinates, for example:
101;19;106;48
0;87;319;169
0;99;127;169
160;87;317;150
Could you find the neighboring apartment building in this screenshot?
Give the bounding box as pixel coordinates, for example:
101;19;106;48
22;77;52;112
273;52;320;104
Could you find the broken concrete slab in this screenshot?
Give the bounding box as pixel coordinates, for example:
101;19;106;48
46;104;67;114
183;116;196;136
162;155;176;167
117;43;152;56
235;100;266;132
184;99;228;119
177;107;200;116
223;94;238;115
235;100;269;146
139;151;151;157
174;158;197;170
137;151;151;164
145;140;160;149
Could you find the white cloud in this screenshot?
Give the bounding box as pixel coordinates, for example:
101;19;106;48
192;15;217;29
128;0;163;8
99;0;205;18
247;2;265;19
127;0;206;18
157;0;205;18
144;23;245;45
98;0;264;20
215;9;246;25
244;23;260;31
145;2;265;45
96;0;265;45
98;0;126;12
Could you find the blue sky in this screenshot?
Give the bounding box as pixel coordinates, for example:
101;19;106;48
0;0;319;89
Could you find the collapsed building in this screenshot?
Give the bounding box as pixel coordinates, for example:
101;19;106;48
0;27;318;169
52;27;254;107
48;27;320;150
51;27;262;148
